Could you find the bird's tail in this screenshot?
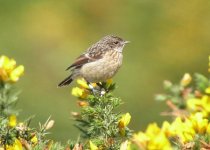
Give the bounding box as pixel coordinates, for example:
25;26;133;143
58;75;73;87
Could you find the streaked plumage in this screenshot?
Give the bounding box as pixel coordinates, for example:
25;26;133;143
58;35;129;87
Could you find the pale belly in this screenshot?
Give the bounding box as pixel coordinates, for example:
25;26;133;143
80;53;123;82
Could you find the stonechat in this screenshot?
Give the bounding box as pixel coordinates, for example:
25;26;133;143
58;35;129;87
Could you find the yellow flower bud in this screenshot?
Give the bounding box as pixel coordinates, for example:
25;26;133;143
180;73;192;86
77;101;89;107
118;113;131;136
45;120;55;130
71;111;80;117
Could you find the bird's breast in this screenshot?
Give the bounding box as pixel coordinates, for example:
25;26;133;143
80;50;123;82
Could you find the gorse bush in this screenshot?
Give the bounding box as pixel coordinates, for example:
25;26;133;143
0;55;210;150
0;55;55;150
71;79;132;149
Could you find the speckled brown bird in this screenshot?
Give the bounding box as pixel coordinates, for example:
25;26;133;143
58;35;129;87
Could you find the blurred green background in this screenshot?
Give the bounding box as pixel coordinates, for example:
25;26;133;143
1;0;210;142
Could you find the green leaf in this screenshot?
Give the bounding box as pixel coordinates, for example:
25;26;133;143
194;73;209;92
155;94;167;101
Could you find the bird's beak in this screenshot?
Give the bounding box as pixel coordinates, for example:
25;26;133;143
124;41;130;44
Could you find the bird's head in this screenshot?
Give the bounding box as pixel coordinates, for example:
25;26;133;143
101;35;130;52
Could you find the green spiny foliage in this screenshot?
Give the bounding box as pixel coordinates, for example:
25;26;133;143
73;82;132;149
194;73;210;93
155;73;210;109
0;117;17;146
0;82;20;117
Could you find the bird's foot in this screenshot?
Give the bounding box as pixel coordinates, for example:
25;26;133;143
87;82;106;96
88;83;98;94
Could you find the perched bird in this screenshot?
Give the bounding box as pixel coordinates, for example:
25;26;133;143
58;35;129;87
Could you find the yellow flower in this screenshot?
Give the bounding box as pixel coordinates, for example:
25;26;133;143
77;78;97;89
9;65;24;82
8;115;17;127
180;73;192;86
0;56;10;81
145;123;172;149
77;78;89;89
89;141;98;150
161;121;171;137
0;56;16;73
181;132;194;143
168;117;195;143
187;95;210;117
71;87;84;97
205;87;210;94
118;113;131;128
187;98;203;111
0;55;10;68
133;124;172;150
6;139;22;150
118;113;131;136
207;123;210;134
201;96;210;114
190;112;208;134
147;132;172;150
0;55;24;83
71;83;90;99
133;132;149;149
145;123;161;138
31;135;38;145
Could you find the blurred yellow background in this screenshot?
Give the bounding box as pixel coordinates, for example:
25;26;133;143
1;0;210;141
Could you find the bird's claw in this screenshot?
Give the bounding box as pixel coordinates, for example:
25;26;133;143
88;82;106;96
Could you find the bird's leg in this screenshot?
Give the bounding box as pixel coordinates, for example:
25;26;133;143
96;82;106;96
87;82;106;96
87;81;98;95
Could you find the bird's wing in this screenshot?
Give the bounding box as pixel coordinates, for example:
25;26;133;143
65;51;103;70
66;42;107;70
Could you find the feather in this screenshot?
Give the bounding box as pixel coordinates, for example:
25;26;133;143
66;54;89;70
58;75;73;87
66;53;103;70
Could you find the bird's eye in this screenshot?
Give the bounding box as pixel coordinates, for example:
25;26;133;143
114;41;119;44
